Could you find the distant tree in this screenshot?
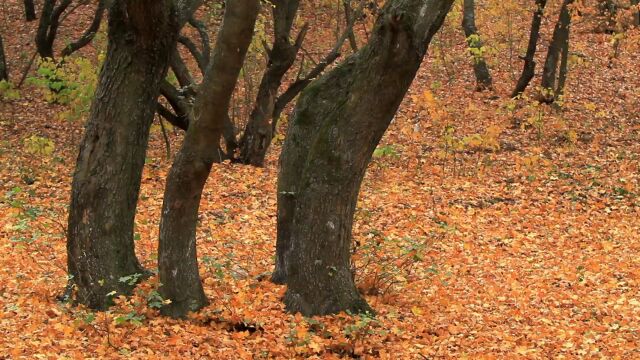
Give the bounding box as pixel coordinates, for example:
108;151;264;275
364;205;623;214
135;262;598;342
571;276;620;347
36;0;106;61
157;0;360;166
66;0;199;310
273;0;454;315
239;0;306;166
633;0;640;26
512;0;547;97
36;0;72;59
540;0;574;103
158;0;260;318
462;0;492;90
0;34;8;81
24;0;36;22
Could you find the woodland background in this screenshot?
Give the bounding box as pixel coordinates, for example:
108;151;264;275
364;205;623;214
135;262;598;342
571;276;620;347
0;0;639;358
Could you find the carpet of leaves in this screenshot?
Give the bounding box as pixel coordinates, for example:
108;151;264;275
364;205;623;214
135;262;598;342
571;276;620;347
1;1;640;358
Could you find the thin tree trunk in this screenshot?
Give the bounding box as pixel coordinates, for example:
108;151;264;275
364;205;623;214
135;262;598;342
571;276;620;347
66;0;179;310
344;0;359;51
633;0;640;26
269;6;360;140
0;34;8;82
239;0;304;166
462;0;492;90
60;0;106;58
511;0;547;98
275;0;453;316
540;0;573;103
36;0;73;60
24;0;37;21
158;0;260;318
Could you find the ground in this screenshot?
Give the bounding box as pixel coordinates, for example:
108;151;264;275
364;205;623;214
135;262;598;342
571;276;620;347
1;1;640;359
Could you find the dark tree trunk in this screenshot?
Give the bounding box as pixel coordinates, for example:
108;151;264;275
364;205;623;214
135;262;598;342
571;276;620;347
511;0;547;98
540;0;573;103
633;0;640;26
239;0;303;166
462;0;492;91
60;0;106;58
158;0;260;318
0;34;8;81
274;0;453;316
36;0;72;60
67;0;179;310
24;0;37;21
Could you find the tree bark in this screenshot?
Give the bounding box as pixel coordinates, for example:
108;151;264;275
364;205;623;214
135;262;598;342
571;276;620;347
24;0;37;21
274;0;453;316
67;0;179;310
540;0;573;103
158;0;260;318
239;0;303;166
462;0;492;91
511;0;547;98
0;34;8;81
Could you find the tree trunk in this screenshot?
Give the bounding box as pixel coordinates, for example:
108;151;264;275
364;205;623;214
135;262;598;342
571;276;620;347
60;0;106;58
462;0;492;91
633;0;640;27
344;0;359;51
24;0;37;21
0;34;8;81
511;0;547;98
36;0;72;60
274;0;453;316
158;0;260;318
239;0;302;166
540;0;573;103
67;0;179;310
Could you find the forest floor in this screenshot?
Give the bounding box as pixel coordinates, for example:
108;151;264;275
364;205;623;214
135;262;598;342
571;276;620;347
1;1;640;359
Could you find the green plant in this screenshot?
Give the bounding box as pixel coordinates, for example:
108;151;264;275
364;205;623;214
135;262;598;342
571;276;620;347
373;144;399;158
23;135;55;156
28;56;100;121
0;80;20;100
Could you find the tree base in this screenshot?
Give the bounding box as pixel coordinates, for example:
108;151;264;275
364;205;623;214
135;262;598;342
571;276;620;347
284;288;373;316
160;295;208;319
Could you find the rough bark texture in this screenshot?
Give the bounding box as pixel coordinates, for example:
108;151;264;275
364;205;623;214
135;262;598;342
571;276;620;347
0;34;8;81
239;0;303;166
540;0;573;103
274;0;453;316
633;0;640;26
67;0;178;310
24;0;37;21
511;0;547;98
60;0;106;58
462;0;492;91
159;0;260;319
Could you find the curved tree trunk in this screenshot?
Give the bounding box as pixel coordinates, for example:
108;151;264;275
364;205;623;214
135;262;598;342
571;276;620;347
274;0;453;316
158;0;260;318
540;0;573;103
511;0;547;98
239;0;303;167
66;0;179;310
36;0;72;61
60;0;106;58
462;0;492;91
